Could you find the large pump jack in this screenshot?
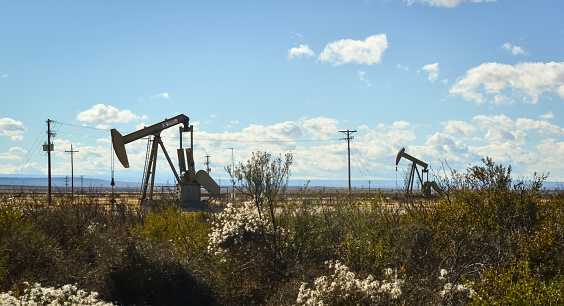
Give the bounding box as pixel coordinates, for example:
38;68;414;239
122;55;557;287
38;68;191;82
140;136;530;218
395;147;442;197
111;114;220;210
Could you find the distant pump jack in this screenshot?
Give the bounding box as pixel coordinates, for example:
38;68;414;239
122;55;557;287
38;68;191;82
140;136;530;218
110;114;220;210
395;147;443;197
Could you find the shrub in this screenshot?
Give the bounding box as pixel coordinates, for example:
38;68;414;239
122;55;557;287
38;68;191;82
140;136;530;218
135;206;209;258
296;260;403;305
471;261;564;305
0;282;112;306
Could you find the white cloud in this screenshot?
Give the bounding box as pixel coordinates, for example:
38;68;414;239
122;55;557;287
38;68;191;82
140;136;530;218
95;124;111;130
9;147;27;154
405;0;496;8
358;71;372;87
77;104;139;123
450;62;564;105
473;114;524;143
301;117;339;140
442;120;476;135
318;34;388;65
537;139;564;174
241;122;302;142
288;31;304;41
540;111;554;119
288;44;315;59
0;163;42;174
0;147;27;160
516;118;564;134
473;114;514;130
421;132;472;160
151;92;169;99
2;74;7;78
393;121;410;129
396;64;409;72
422;63;439;82
0;118;25;141
502;42;526;56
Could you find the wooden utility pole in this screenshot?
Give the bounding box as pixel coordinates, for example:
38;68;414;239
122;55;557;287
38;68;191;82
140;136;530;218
205;155;211;173
229;148;234;200
65;144;79;201
339;129;357;191
44;119;55;205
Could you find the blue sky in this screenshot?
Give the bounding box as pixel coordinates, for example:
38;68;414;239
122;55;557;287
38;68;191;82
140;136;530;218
1;0;564;188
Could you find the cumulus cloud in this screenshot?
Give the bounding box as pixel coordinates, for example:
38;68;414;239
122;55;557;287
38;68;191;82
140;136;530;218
450;62;564;105
244;121;303;141
318;34;388;65
77;104;139;123
0;118;25;140
537;139;564;172
393;121;410;129
2;74;7;78
502;42;526;56
442;120;476;135
301;117;339;140
423;132;472;159
516;118;564;134
422;63;439;82
288;44;315;59
405;0;496;8
473;114;525;144
0;147;27;160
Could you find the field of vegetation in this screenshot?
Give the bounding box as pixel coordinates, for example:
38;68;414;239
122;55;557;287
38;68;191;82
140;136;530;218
1;152;564;305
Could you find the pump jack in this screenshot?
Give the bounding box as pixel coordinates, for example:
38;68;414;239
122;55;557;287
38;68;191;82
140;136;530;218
111;114;220;210
395;147;442;197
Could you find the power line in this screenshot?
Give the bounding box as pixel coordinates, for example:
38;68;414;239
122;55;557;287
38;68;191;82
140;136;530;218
351;144;386;188
9;124;47;185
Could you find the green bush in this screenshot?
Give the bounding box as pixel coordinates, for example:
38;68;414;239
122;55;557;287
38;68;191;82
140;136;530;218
471;260;564;305
134;206;209;258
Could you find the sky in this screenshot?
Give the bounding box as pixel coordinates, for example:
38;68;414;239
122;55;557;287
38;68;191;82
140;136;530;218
1;0;564;189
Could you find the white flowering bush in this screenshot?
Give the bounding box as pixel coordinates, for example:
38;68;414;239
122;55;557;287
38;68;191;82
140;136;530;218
208;202;274;257
437;269;476;301
295;261;403;305
0;282;113;306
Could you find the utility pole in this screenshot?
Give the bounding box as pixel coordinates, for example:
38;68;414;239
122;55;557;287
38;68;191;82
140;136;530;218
205;155;211;173
229;148;234;200
65;144;79;201
43;119;55;205
339;129;357;191
80;175;84;195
